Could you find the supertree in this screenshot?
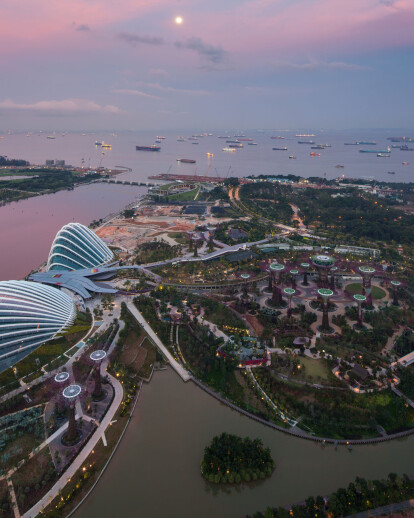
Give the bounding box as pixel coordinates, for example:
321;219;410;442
318;288;334;333
300;262;310;286
358;265;376;306
289;269;299;289
353;294;366;329
239;273;251;308
269;263;285;307
311;255;335;288
90;350;107;400
62;384;82;445
390;280;401;306
284;288;296;318
330;266;338;291
207;226;216;253
54;371;70;417
192;235;203;257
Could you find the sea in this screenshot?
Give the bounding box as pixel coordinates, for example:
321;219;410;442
1;128;413;183
0;128;413;281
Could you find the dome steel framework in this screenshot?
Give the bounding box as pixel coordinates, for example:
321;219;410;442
0;281;75;372
47;222;114;271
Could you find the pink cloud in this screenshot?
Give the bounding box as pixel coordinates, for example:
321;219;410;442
0;98;122;114
113;89;162;100
1;0;413;65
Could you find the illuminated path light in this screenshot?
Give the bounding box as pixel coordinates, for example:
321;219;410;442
391;280;401;306
301;262;310;286
311;254;335;288
358;266;376;306
318;288;334;332
269;263;285;307
62;384;82;445
284;288;296;317
353;294;366;329
90;350;107;400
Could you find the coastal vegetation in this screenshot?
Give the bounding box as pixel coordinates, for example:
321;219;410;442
201;432;275;484
0;169;101;205
250;473;414;518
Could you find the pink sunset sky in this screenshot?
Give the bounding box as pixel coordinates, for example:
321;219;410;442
1;0;413;129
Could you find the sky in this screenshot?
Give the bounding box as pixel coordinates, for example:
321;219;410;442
1;0;414;131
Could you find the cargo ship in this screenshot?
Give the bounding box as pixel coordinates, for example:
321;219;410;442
310;152;321;156
136;145;161;151
248;142;258;145
296;134;315;137
271;136;285;139
229;143;243;148
357;141;376;145
223;147;236;152
311;145;325;149
177;158;196;163
298;140;315;144
360;147;390;153
272;147;288;151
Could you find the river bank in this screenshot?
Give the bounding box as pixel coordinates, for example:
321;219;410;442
74;368;414;518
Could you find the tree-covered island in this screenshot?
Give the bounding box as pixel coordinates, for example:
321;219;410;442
201;432;275;484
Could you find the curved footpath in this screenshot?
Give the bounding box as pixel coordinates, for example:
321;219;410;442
22;320;125;518
345;498;414;518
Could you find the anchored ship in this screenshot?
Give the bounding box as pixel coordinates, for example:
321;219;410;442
136;145;161;151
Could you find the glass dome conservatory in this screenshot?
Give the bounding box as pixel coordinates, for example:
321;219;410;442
0;281;75;372
47;223;114;271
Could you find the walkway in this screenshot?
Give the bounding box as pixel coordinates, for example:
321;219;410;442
22;371;123;517
0;314;98;405
126;302;191;382
345;498;414;518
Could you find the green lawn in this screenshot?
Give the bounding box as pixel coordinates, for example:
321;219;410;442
167;187;199;202
298;356;331;381
345;283;386;300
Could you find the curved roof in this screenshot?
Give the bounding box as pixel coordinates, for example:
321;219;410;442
47;223;114;271
0;281;75;372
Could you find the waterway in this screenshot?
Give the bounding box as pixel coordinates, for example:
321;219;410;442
76;369;414;518
0;182;145;281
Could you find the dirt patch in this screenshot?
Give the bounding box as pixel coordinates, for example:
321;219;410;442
244;314;265;336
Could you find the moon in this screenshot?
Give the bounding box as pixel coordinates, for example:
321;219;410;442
175;16;183;24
